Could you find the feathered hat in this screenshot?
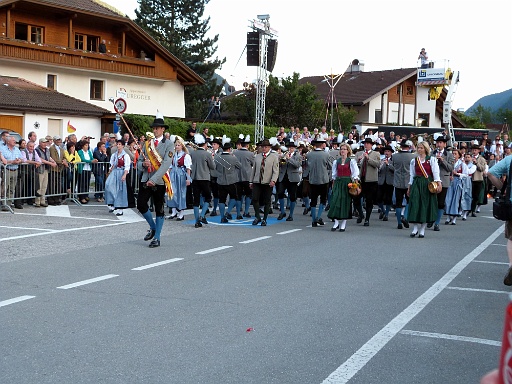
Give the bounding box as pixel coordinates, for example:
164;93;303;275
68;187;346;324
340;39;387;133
194;133;205;145
150;110;168;129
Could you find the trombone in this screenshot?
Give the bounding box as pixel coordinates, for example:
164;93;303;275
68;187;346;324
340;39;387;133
211;150;232;170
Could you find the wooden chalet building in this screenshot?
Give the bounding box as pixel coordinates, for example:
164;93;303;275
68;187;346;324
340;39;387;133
300;60;464;133
0;0;203;140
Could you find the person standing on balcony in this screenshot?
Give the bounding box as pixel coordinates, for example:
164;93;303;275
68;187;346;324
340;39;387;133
99;40;107;53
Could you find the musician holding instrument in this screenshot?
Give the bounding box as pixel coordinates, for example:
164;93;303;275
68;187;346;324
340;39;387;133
166;138;192;221
217;139;242;223
357;137;381;226
189;133;215;228
391;139;416;229
306;136;330;227
137;113;174;248
276;139;302;221
431;135;454;231
233;135;255;218
209;137;222;216
406;141;441;238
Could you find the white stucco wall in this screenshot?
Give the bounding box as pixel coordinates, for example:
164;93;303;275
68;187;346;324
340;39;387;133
24;113;101;146
0;62;185;117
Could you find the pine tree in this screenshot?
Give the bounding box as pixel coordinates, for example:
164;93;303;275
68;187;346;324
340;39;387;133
135;0;225;118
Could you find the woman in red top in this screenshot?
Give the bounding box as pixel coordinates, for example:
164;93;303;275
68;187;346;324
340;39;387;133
327;143;360;232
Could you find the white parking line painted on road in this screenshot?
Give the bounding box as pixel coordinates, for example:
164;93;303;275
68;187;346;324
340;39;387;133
400;330;501;347
321;225;504;384
491;243;507;247
239;236;272;244
0;225;56;232
276;229;302;235
474;260;508;264
115;209;145;223
56;274;119;289
46;205;71;217
14;212;120;222
0;295;35;308
196;246;233;255
0;222;128;242
447;286;510;294
132;258;183;271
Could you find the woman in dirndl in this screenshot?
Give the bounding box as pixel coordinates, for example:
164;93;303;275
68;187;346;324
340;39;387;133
105;140;130;216
407;141;441;238
166;139;192;221
444;149;470;225
327;143;360;232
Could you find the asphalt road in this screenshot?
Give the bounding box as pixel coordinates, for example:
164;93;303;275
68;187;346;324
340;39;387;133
0;202;509;383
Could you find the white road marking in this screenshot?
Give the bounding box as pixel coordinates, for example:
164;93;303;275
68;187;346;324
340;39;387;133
132;258;183;271
195;246;233;255
482;215;497;219
207;219;254;226
276;229;302;235
239;236;272;244
0;225;56;232
447;286;510;294
0;295;36;308
400;330;501;347
14;212;120;222
115;209;145;223
45;205;71;217
0;222;128;242
474;260;508;264
57;274;119;290
321;225;504;384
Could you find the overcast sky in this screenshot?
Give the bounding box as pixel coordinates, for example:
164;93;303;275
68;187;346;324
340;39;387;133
106;0;512;112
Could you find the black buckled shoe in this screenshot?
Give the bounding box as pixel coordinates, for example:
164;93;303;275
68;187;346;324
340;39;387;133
357;216;363;224
243;213;251;218
148;238;160;248
200;216;208;224
364;220;369;227
303;207;310;215
277;213;286;220
312;221;318;227
236;215;243;220
286;216;293;221
195;221;203;228
317;218;325;226
427;222;433;228
220;217;228;223
252;218;261;226
434;224;440;231
225;213;233;220
401;217;410;228
144;229;156;241
261;220;267;226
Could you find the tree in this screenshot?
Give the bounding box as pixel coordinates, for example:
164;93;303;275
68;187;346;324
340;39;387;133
468;104;493;124
135;0;226;118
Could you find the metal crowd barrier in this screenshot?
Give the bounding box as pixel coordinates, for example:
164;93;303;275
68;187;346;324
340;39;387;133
0;162;140;213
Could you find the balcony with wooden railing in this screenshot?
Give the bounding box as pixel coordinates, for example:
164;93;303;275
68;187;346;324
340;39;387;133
0;38;156;78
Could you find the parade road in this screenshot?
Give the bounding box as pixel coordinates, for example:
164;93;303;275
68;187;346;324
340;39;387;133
0;202;507;383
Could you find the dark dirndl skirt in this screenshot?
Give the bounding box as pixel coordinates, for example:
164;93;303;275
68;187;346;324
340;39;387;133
407;176;438;224
327;177;352;220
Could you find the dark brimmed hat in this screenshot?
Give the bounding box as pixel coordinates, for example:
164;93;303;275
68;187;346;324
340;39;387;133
285;139;297;147
383;145;394;152
471;144;481;150
362;137;374;144
222;142;232;150
311;136;327;144
259;139;271;147
400;139;412;147
212;137;222;145
435;135;448;142
150;111;168;129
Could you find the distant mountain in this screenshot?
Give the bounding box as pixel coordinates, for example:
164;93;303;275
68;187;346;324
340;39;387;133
466;88;512;114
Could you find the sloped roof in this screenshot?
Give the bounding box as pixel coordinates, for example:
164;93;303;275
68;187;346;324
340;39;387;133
0;0;126;19
0;0;204;85
299;68;418;106
0;76;109;116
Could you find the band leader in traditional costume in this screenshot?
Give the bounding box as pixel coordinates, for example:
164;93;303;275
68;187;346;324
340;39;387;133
306;136;330;227
407;141;442;238
137;112;174;248
276;139;302;221
105;139;130;216
327;143;360;232
444;149;469;225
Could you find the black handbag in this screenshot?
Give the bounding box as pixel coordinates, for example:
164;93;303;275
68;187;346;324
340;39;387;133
493;161;512;221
